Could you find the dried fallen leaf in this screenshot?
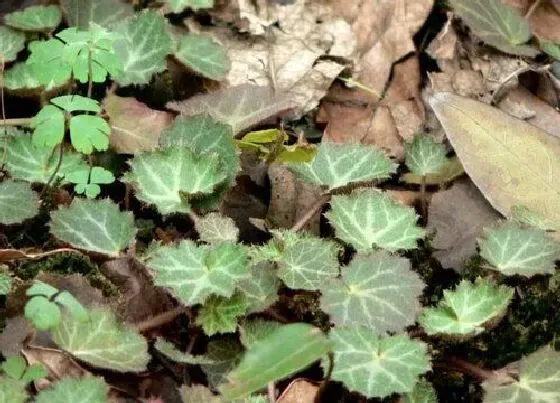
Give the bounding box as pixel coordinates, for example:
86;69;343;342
277;379;318;403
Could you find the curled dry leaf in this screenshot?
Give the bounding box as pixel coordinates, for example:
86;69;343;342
277;378;318;403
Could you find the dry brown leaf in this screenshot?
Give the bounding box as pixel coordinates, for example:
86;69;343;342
427;16;457;61
277;379;319;403
22;346;87;389
0;316;29;356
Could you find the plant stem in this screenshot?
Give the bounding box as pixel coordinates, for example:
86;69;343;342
267;381;276;403
0;54;7;171
434;357;507;382
420;175;427;222
135;306;189;332
0;118;33;127
525;0;541;19
291;194;331;232
87;49;93;99
315;352;334;403
39;144;64;201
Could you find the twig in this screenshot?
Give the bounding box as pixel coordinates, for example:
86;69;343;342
268;381;276;403
39;144;64;201
291;194;331;232
136;306;189;332
434;357;509;382
0;118;32;127
315;352;334;403
525;0;542;19
0;54;7;171
420;175;427;223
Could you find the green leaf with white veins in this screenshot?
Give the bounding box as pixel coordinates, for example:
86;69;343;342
0;26;25;63
239;319;282;349
49;198;136;257
146;240;249;306
288;142;396;191
53;307;149;372
403;380;437;403
196;292;249;336
35;376;109;403
175;34;231;81
479;222;560;277
70;115;111;154
31;105;65;149
5;5;62;32
123;147;227;214
405;133;447;176
320;251;424;332
418;278;513;336
167;0;214;13
3;62;67;92
194;212;239;244
328;327;431;399
0;378;27;403
60;0;134;30
0;181;40;225
113;11;174;86
155;338;215;364
326;189;425;251
0;274;12;295
236;262;281;313
201;338;244;389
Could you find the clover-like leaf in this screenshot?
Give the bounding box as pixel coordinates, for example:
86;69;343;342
220;323;330;400
175;34;230;81
2;356;47;385
66;166;115;199
236;262;281;313
5;5;62;32
201;338;244;389
167;0;214;13
483;346;560;403
239;319;283;350
52;307;149;372
194;212;239;244
0;26;25;63
418;278;513;336
146;240;249;306
27;39;72;87
113;11;174;86
25;296;62;331
196;292;249;336
61;0;134;30
31;105;65;149
329;327;431;399
35;376;109;403
478;222;560;277
320;251;424;332
403;379;437;403
326;189;425;251
154;338;215;364
288;142;396;191
0;274;12;296
123;147;227;214
0;377;27;403
0;181;40;225
69;115;111;154
405;133;447;176
49;198;136;257
51;95;101;113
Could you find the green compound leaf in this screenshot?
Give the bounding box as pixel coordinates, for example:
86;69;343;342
180;385;220;403
0;377;27;403
0;180;39;225
113;11;174;86
1;356;26;380
478;222;560;277
49;198;136;257
35;376;109;403
328;327;430;399
31;105;65;149
175;34;231;81
403;380;437;403
3;62;67;93
154;338;215;364
25;296;61;331
220;323;330;400
239;319;282;349
288;142;396;191
0;26;25;63
66;166;115;199
201;338;244;389
418;278;513;336
482;346;560;403
320;251;424;333
53;307;149;372
4;5;62;33
3;134;87;184
146;240;249;306
123;147;227;215
326;189;425;252
51;95;101;113
405;133;447;176
167;0;214;13
236;262;281;313
61;0;134;30
0;274;12;296
196;292;249;336
448;0;538;56
69;115;111;154
194;212;239;244
27;39;72;87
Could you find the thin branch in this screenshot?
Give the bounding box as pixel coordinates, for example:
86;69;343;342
434;357;510;382
39;144;64;201
0;118;33;127
315;352;334;403
291;194;331;232
268;381;276;403
525;0;542;19
87;49;94;99
136;306;189;332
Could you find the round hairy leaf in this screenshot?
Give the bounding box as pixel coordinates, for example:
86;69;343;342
60;0;134;30
154;338;215;364
0;181;40;225
175;34;231;81
288;142;396;191
167;0;214;13
236;262;281;313
0;378;27;403
51;95;101;113
405;133;447;176
196;292;249;336
0;274;12;296
0;26;25;63
123;147;227;214
113;11;174;85
49;198;136;257
483;346;560;403
239;319;283;350
220;323;330;400
510;204;558;232
146;240;249;306
69;115;111;154
320;251;424;332
180;385;220;403
194;212;239;244
35;376;109;403
418;278;513;336
5;5;62;32
24;296;61;331
52;307;149;372
201;338;244;389
326;189;425;252
402;379;437;403
27;39;72;87
479;222;560;277
328;327;431;399
31;105;65;149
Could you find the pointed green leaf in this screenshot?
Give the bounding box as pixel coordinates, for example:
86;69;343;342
403;380;437;403
52;307;149;372
196;292;249;336
483;346;560;403
35;376;109;403
27;39;72;87
194;213;239;244
49;198;136;257
180;385;220;403
1;356;26;380
0;378;26;403
155;338;215;364
220;323;330;400
175;34;230;81
5;5;62;32
448;0;538;56
329;327;430;399
113;11;174;86
288;142;396;191
320;251;424;332
123;147;227;214
239;319;282;350
201;338;244;389
69;115;111;154
326;189;425;252
405;133;447;176
51;95;101;113
60;0;134;30
167;0;214;13
146;240;249;306
31;105;65;149
418;278;513;336
0;274;12;296
0;26;25;63
0;181;39;225
479;222;560;277
25;296;62;331
236;262;281;313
